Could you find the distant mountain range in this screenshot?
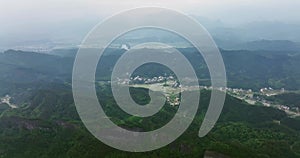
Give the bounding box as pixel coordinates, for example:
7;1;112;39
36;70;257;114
2;19;300;52
216;40;300;51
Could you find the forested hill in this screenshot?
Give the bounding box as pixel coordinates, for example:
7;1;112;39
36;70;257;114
2;48;300;92
0;85;299;157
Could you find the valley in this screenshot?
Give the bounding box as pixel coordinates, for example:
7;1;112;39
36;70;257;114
0;48;300;157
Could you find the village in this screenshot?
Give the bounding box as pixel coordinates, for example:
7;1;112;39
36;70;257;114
1;75;300;118
114;75;300;118
225;87;300;118
0;95;18;109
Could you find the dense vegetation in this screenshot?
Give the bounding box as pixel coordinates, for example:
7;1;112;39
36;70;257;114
0;84;299;158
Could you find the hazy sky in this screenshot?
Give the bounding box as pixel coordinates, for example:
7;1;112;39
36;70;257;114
1;0;300;22
0;0;300;47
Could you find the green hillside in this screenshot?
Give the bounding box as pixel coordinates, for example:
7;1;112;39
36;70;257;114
0;85;299;158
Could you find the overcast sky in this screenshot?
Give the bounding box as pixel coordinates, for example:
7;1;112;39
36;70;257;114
0;0;300;47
